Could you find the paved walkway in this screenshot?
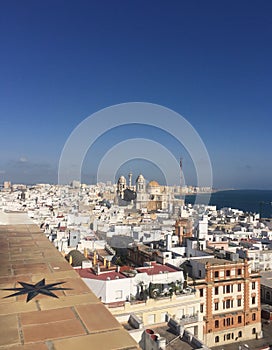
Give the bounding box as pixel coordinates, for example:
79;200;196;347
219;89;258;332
0;222;139;349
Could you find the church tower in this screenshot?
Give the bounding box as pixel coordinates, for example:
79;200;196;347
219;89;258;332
136;174;145;193
117;175;126;199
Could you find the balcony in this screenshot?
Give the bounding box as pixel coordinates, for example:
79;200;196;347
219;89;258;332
180;313;199;325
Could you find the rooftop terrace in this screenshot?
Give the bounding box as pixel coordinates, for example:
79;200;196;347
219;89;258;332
0;220;139;349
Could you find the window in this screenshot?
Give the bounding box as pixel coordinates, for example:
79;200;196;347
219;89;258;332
200;304;204;313
252;282;256;290
115;290;123;299
238;331;242;338
148;314;155;324
215;336;219;343
161;312;168;322
238;316;242;323
198;270;202;277
199;288;204;297
223;299;233;309
266;291;271;300
224;317;233;326
188;306;195;316
226;285;232;293
238;283;242;292
214;302;219;311
215;271;219;278
238;268;242;275
215;320;219;328
226;270;231;277
252;328;256;334
237;299;242;307
252;296;256;304
252;313;256;321
215;286;219;295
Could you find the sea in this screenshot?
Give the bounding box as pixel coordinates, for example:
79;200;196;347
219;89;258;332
183;190;272;218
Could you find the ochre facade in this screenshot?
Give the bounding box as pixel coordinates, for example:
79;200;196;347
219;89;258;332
193;259;262;347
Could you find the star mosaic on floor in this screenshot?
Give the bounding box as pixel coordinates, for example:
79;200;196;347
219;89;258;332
1;278;72;302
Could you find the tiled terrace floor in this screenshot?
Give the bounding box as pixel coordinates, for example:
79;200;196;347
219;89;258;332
0;224;139;350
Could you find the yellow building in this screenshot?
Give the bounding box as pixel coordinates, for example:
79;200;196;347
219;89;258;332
109;291;204;340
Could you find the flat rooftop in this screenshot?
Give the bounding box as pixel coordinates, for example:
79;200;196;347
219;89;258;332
77;262;180;280
261;270;272;288
136;262;179;275
150;325;196;350
191;256;244;266
0;211;35;225
78;269;126;280
0;221;139;349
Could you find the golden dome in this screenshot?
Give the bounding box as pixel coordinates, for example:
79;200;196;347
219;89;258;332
148;180;160;187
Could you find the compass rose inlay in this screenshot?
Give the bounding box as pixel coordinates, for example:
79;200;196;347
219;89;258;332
1;279;72;302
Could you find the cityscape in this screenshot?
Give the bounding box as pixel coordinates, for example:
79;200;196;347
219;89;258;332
1;1;272;350
1;178;272;349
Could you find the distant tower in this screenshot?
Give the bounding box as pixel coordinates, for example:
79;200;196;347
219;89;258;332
136;174;145;193
175;218;193;246
128;172;132;189
117;176;126;199
179;157;183;194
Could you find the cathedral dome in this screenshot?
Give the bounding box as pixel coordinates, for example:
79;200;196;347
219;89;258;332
148;180;160;187
65;250;87;267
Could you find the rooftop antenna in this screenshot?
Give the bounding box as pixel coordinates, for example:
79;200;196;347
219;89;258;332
179;156;183;195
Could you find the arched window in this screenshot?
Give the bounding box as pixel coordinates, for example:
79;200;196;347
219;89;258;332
252;328;256;334
215;336;219;343
238;331;242;338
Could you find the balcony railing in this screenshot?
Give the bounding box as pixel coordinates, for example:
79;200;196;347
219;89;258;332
180;313;199;325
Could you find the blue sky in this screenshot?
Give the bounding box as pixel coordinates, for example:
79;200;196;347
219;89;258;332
0;1;272;188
